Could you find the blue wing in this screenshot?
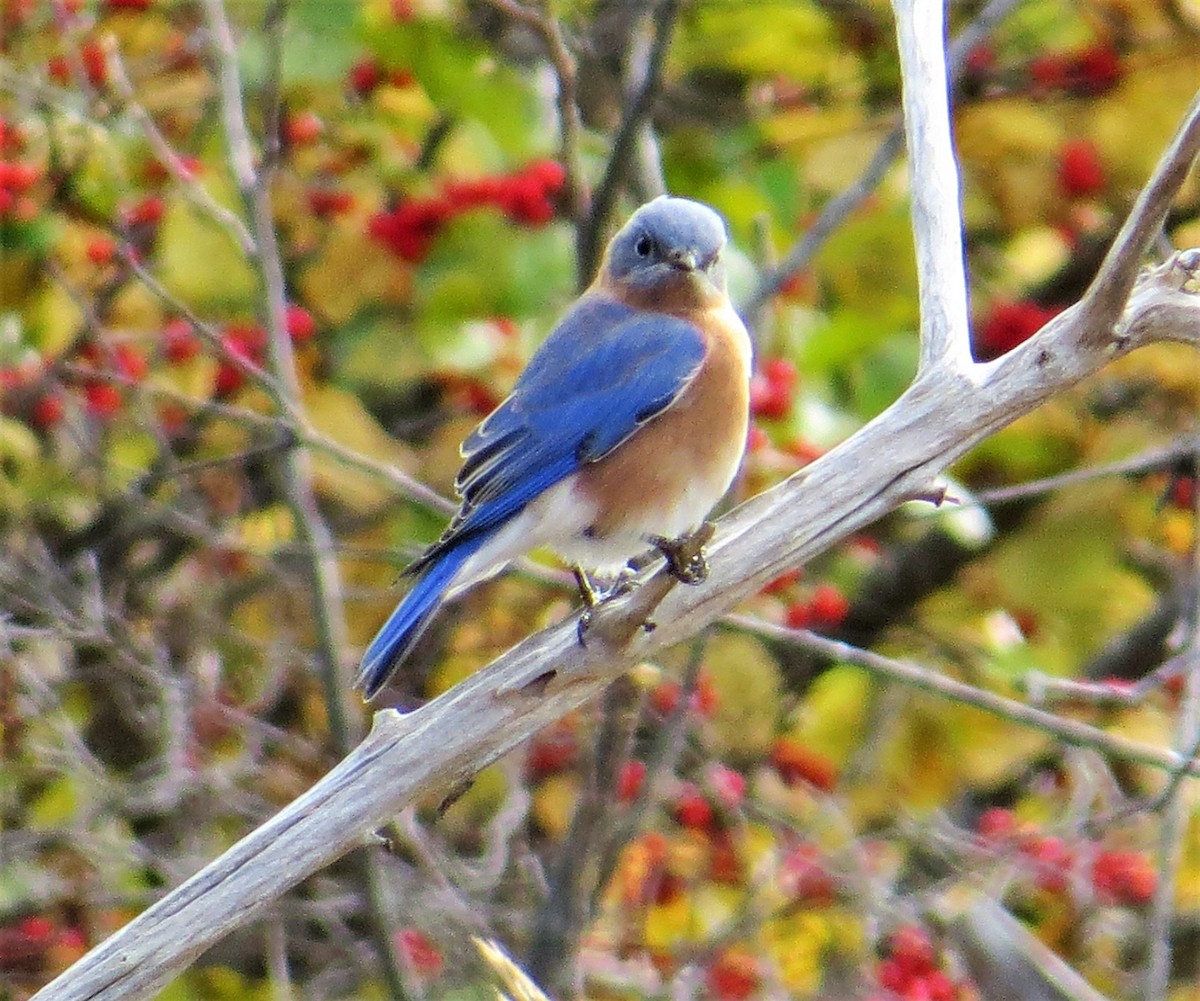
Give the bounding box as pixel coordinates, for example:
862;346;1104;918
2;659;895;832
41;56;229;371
407;295;706;573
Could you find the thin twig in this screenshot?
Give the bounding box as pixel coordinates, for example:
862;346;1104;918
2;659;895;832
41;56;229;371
103;38;256;254
972;435;1200;506
1143;440;1200;999
481;0;587;228
741;0;1022;320
724;614;1200;778
1079;90;1200;339
200;1;406;996
577;0;680;284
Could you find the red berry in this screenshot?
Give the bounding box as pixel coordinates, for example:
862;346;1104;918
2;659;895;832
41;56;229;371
214;362;244;395
500;174;555;225
0;160;38;191
17;916;56;943
923;970;959;1001
113;343;148;381
81;41;108;86
976;807;1017;842
85;236;117;265
780;844;836;904
1169;477;1195;509
395;928;443;979
1029;53;1068;92
307;187;355;216
761;568;802;595
975;299;1056;358
1057;139;1105;198
769;737;838;791
691;672;720;716
30;390;65;428
707;763;746;809
809;583;849;628
964;43;995;76
123;195;165;227
763;356;798;389
525;728;576;777
784;600;812;629
649;679;681;716
283;111;323;146
888;925;936;976
390;0;415;20
1022;835;1074;894
85;382;123;418
525;158;566;193
162;318;201;363
746;423;770;452
673;783;714;830
1070;44;1122;95
749;373;791;419
877;957;910;992
617;759;646;802
706;949;759;1001
348;59;383;96
285;304;316;344
1092;848;1157;906
368;198;454;263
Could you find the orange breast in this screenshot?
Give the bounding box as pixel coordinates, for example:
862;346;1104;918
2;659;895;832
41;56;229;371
575;305;751;542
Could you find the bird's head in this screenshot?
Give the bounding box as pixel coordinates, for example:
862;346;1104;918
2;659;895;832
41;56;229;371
602;196;730;311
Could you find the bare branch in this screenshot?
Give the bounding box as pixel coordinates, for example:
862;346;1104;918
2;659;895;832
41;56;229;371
893;0;972;372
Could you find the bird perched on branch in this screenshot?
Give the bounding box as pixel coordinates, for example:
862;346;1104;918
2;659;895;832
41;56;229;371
356;196;752;699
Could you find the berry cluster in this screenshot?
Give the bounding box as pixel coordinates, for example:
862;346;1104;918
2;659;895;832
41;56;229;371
368;159;566;263
0;117;38;221
348;58;417;97
872;925;968;1001
0;915;84;978
1029;43;1123;98
976;807;1157;906
749;357;798;420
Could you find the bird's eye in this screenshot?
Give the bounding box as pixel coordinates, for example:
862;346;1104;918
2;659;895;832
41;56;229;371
634;234;653;258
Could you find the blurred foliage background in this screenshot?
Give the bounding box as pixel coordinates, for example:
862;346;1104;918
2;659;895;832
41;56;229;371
2;0;1200;999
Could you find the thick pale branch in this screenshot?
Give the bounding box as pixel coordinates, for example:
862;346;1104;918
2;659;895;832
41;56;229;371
893;0;972;372
32;247;1200;1001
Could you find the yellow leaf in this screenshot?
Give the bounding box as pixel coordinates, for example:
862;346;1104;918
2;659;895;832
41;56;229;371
299;218;413;325
704;631;784;761
530;772;579;840
303;382;417;512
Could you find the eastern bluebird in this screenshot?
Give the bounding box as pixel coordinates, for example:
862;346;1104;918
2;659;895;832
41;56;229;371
356;196;752;699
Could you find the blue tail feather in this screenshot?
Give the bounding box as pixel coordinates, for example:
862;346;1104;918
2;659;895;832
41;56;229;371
356;534;487;699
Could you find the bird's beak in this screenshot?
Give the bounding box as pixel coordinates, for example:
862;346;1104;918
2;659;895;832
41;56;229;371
667;248;699;272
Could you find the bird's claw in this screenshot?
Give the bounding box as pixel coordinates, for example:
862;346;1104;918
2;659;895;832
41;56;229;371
575;566;640;648
649;522;715;585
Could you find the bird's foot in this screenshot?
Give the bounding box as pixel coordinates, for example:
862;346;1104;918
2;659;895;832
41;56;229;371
574;565;642;647
648;521;716;585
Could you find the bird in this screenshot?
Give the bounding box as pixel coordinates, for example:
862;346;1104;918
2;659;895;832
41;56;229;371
356;195;752;699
